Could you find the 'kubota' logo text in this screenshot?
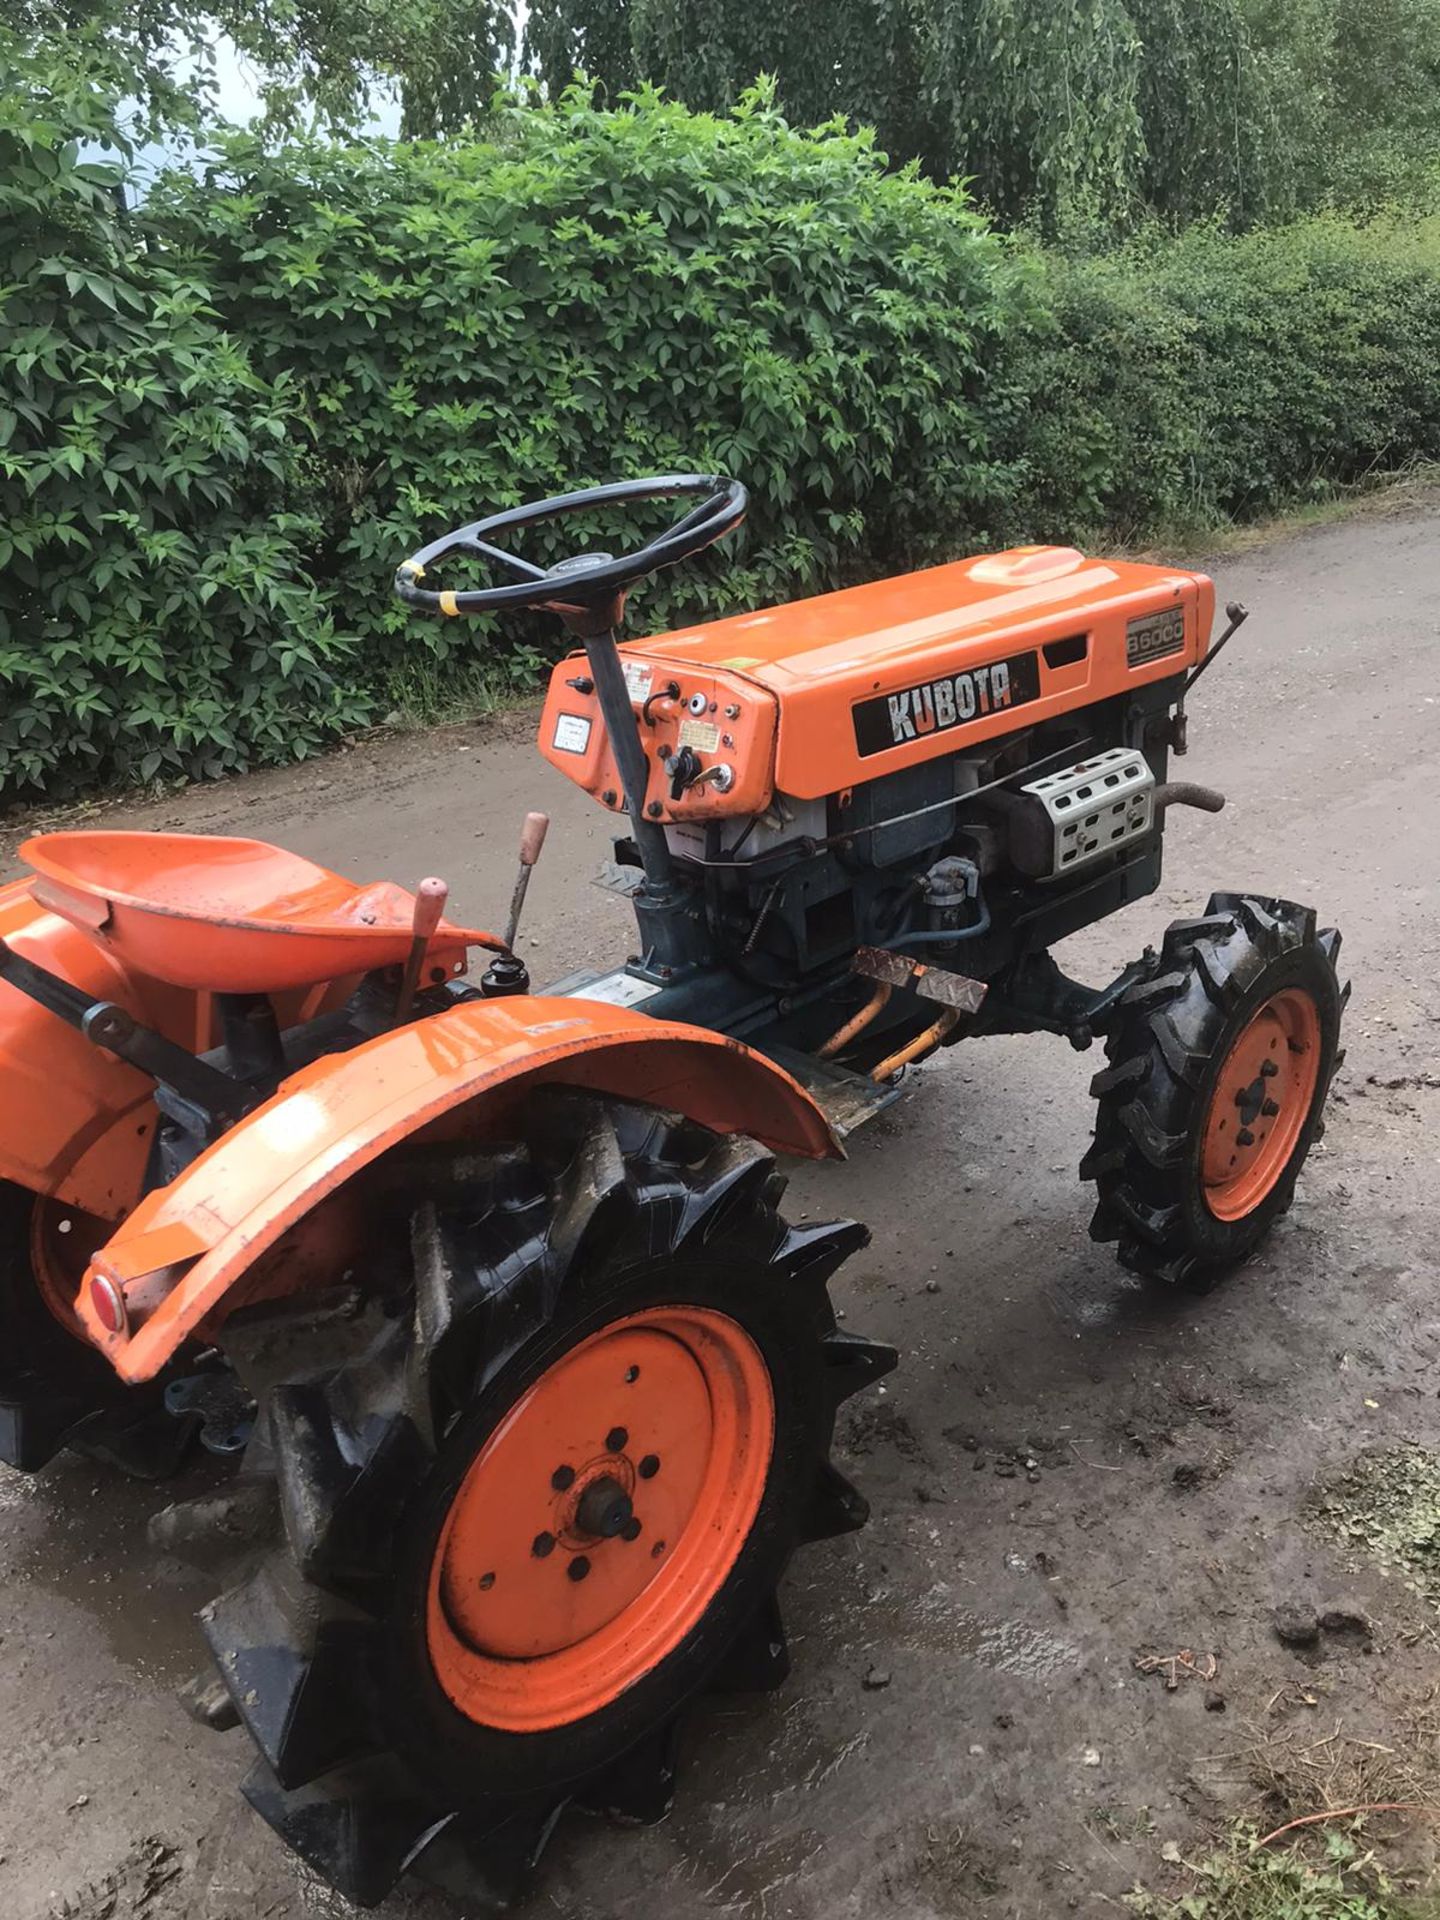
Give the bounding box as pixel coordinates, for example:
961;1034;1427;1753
886;661;1013;743
852;649;1042;758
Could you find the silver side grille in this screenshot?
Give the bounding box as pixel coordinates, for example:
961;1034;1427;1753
1021;748;1155;876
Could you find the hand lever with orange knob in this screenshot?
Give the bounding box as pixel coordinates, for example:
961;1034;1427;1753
395;875;449;1023
503;811;549;953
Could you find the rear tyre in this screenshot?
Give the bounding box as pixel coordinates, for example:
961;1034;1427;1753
1082;894;1347;1287
0;1181;191;1477
180;1094;892;1908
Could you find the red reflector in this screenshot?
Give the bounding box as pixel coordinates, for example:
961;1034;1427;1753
89;1273;129;1337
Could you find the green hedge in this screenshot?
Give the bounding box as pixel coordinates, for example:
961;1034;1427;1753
150;85;1016;695
0;57;366;798
3;79;1440;805
997;214;1440;541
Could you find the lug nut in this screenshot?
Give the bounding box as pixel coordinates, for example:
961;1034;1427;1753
605;1426;628;1452
1236;1126;1256;1147
1260;1058;1279;1078
568;1556;591;1583
622;1517;642;1543
532;1531;556;1559
638;1454;660;1479
1261;1097;1280;1117
551;1464;575;1491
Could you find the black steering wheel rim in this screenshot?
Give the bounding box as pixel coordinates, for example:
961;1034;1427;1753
393;474;747;627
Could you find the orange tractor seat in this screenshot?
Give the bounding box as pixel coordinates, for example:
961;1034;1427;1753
20;832;497;994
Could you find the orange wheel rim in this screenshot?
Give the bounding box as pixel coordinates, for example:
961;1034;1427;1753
29;1200;107;1340
426;1306;774;1734
1201;989;1322;1221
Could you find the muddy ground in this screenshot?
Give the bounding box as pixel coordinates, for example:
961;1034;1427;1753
3;503;1440;1919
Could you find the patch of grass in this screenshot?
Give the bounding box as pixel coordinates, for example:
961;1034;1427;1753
377;656;545;728
1311;1445;1440;1608
1126;1823;1425;1919
1126;460;1440;565
1244;1714;1440;1832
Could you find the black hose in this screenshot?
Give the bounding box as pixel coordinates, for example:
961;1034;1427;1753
886;891;992;950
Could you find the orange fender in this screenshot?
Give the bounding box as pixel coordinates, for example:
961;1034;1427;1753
76;994;841;1382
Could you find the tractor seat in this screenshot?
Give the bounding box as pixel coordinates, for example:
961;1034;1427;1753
21;831;497;994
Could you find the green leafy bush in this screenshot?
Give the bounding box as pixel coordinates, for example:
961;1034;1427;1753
994;213;1440;541
5;75;1440;806
0;50;366;801
150;83;1018;695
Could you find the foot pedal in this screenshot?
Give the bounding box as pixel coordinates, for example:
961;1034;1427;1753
854;944;987;1013
592;860;644;899
752;1042;901;1139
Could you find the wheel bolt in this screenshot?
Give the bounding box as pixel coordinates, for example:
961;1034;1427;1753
1261;1097;1280;1117
532;1531;555;1559
605;1426;628;1452
568;1555;591;1582
1260;1058;1279;1078
622;1516;642;1542
1236;1126;1256;1147
638;1454;660;1479
551;1465;575;1491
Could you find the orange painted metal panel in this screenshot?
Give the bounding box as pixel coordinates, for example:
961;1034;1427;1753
0;877;163;1219
23;831;501;994
538;659;778;826
75;996;839;1382
538;547;1214;812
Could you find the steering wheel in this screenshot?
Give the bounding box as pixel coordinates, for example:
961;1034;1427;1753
393;474;747;636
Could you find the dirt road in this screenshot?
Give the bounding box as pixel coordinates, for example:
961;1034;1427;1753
3;503;1439;1919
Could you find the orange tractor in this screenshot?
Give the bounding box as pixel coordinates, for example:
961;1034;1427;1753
0;479;1346;1904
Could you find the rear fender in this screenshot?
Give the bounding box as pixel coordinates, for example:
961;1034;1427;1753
75;994;841;1382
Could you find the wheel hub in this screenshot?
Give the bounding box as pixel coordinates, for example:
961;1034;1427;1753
426;1306;774;1733
1201;988;1322;1221
573;1474;636;1541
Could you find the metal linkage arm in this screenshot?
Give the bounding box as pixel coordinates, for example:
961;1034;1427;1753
0;938;248;1122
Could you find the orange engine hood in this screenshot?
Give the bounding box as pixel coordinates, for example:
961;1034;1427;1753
538;546;1214;813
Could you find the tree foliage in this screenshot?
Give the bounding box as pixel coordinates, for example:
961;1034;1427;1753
6;0;514;141
523;0;1440;231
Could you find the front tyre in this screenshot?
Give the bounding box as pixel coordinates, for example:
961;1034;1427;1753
1083;894;1347;1286
186;1095;893;1908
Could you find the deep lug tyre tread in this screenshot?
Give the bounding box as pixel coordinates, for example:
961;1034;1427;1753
1083;894;1347;1287
182;1093;890;1908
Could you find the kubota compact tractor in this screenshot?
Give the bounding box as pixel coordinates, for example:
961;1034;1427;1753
0;477;1346;1905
